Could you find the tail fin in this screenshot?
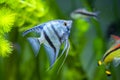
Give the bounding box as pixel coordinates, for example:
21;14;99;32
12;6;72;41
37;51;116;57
28;37;40;56
94;11;100;17
22;24;43;36
93;11;100;20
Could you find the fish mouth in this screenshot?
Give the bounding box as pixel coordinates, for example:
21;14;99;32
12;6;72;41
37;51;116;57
67;20;72;29
68;20;72;24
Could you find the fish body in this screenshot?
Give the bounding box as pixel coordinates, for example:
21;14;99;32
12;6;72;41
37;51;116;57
23;20;72;68
101;35;120;65
70;8;98;19
98;35;120;76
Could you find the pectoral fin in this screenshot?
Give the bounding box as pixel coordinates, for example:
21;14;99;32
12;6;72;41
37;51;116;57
56;40;69;60
113;57;120;67
57;40;70;73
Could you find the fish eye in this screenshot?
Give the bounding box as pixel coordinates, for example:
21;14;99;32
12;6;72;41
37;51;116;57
64;22;67;26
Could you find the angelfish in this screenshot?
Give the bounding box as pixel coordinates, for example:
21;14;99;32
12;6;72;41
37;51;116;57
70;8;99;19
23;20;72;68
98;35;120;76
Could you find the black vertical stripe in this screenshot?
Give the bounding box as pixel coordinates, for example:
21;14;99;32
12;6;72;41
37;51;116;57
51;24;62;43
103;46;120;61
43;30;56;53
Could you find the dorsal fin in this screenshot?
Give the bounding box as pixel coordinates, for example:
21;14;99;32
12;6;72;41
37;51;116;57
23;24;44;36
111;35;120;41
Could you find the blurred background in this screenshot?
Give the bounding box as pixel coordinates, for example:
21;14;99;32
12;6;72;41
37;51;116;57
0;0;120;80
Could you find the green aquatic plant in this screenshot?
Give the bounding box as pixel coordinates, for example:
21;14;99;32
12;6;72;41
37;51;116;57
0;36;13;57
0;7;16;57
0;0;56;58
0;7;16;34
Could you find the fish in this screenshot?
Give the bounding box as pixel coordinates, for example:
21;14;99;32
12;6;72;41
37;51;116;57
70;8;99;19
23;20;72;69
98;35;120;76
